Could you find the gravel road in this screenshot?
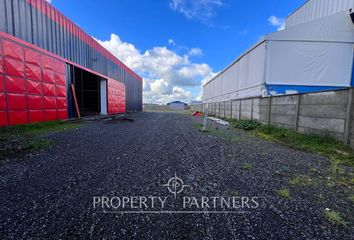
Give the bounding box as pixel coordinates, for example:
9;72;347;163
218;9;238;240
0;112;353;239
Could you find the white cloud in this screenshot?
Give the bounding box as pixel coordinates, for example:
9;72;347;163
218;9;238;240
188;48;203;56
170;0;223;25
96;34;215;104
268;15;285;31
168;39;176;46
240;29;248;35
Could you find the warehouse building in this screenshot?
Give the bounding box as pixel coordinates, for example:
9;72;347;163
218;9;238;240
203;0;354;103
167;101;188;110
0;0;142;126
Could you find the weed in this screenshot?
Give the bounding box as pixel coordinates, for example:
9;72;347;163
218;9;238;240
234;120;261;131
228;190;239;197
349;195;354;204
289;175;313;187
309;167;321;174
243;163;253;170
324;209;348;226
318;193;325;201
277;188;290;198
24;139;53;151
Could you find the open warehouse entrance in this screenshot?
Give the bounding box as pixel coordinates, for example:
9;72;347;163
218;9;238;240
71;66;107;116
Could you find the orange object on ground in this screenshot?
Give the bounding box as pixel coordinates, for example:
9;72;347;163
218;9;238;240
71;84;81;119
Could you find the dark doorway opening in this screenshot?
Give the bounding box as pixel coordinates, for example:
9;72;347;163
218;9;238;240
73;66;101;116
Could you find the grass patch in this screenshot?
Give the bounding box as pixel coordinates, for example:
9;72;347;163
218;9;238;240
289;175;313;187
277;188;290;198
0;120;82;163
256;125;353;167
7;120;80;135
24;139;53;151
324;209;348;226
243;163;253;170
253;124;354;187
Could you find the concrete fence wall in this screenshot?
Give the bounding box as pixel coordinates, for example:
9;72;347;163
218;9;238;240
191;88;354;149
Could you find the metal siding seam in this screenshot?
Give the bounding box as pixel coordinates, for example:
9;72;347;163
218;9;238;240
22;43;30;124
0;0;7;33
6;0;14;36
0;38;9;126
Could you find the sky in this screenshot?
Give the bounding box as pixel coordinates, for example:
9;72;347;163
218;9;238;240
49;0;306;104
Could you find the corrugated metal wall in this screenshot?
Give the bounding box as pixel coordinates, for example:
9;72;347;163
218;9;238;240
0;0;142;112
286;0;354;28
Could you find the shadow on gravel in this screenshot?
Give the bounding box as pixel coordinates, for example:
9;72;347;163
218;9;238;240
104;117;135;124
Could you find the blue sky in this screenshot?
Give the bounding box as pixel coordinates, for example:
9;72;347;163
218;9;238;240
50;0;306;104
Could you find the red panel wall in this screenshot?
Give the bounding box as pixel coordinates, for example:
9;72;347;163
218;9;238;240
0;37;68;126
107;79;126;115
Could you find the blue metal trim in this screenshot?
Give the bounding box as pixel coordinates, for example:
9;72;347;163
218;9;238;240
266;85;347;96
351;52;354;87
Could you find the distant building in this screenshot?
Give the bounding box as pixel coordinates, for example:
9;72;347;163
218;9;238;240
166;101;188;110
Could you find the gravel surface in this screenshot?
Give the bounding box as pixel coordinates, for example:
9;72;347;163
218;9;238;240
0;112;353;239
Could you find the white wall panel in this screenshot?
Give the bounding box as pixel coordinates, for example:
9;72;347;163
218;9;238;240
202;43;266;103
266;41;353;86
248;43;266;87
222;63;238;95
286;0;354;28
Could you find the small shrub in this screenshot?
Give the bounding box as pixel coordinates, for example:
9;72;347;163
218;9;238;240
234;120;261;131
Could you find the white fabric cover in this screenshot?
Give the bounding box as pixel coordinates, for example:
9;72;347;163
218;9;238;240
203;43;266;102
286;0;354;28
266;41;353;86
268;11;354;43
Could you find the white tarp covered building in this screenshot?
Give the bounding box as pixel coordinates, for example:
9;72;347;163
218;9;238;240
203;0;354;103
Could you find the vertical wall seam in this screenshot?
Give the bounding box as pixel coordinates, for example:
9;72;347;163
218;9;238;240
1;38;9;125
22;43;29;124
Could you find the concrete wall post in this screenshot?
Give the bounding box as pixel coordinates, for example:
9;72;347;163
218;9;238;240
239;100;242;120
344;88;353;145
267;97;272;124
251;98;254;120
294;94;301;131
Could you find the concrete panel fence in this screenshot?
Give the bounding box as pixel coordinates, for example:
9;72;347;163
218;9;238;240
191;88;354;149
